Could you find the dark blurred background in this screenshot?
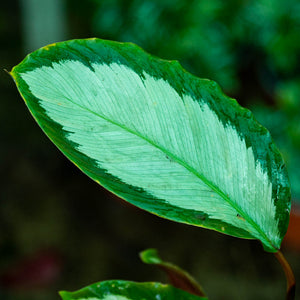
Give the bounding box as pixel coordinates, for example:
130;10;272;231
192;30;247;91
1;0;300;299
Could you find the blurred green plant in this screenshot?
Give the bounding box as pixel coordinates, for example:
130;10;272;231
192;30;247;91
88;0;300;91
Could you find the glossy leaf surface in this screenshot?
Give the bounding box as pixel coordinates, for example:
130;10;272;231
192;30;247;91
59;280;207;300
11;38;291;252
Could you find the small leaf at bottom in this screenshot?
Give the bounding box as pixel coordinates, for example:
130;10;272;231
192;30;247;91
59;280;208;300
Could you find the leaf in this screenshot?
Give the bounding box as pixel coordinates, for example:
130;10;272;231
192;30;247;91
140;249;206;297
10;38;291;252
59;280;208;300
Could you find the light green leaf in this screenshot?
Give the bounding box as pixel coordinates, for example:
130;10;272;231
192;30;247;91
10;38;291;252
140;249;206;297
59;280;208;300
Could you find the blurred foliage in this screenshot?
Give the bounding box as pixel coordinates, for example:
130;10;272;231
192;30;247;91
84;0;300;93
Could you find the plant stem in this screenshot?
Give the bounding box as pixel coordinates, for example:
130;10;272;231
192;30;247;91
274;250;295;300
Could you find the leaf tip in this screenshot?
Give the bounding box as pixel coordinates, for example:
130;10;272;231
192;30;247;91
5;68;16;80
140;248;162;264
58;290;70;300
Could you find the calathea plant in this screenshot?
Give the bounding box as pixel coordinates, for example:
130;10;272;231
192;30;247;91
10;38;295;299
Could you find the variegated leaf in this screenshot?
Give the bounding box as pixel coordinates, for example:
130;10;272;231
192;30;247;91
11;38;291;252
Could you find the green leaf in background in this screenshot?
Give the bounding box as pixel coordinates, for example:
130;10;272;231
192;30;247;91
11;38;290;252
59;280;208;300
140;249;206;297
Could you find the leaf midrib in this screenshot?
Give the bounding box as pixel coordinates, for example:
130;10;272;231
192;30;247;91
43;91;275;250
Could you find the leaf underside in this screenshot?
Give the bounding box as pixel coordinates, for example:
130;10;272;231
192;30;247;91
59;280;208;300
11;38;291;252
